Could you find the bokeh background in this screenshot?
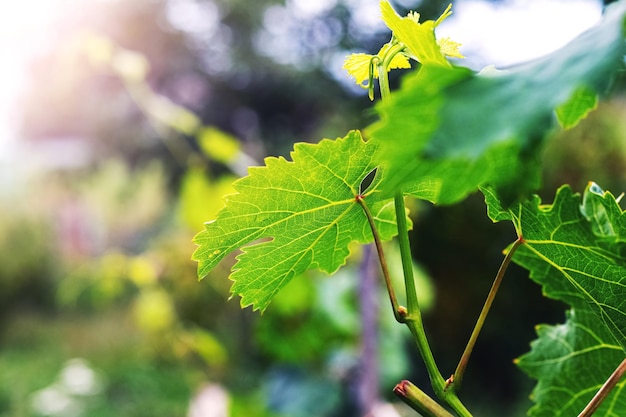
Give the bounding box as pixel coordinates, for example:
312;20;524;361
1;0;625;416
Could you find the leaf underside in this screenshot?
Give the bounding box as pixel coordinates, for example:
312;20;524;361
485;184;626;415
517;308;626;417
193;131;400;311
492;185;626;349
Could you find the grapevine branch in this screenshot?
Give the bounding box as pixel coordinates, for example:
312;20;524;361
365;54;473;417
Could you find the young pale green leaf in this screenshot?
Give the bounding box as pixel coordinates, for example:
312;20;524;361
379;1;453;67
371;1;626;205
343;2;461;90
484;184;626;350
344;42;411;86
192;131;399;311
517;308;626;417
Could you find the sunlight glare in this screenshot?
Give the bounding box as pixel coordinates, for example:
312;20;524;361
0;0;75;191
437;0;603;69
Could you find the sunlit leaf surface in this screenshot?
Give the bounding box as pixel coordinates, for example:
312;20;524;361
379;1;451;66
193;131;399;311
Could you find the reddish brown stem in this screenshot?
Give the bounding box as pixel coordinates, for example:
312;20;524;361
355;194;405;322
394;380;455;417
578;357;626;417
447;236;525;392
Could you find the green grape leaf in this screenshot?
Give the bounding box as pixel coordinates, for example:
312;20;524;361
486;184;626;413
555;85;599;130
371;1;626;205
484;184;626;349
192;131;399;311
517;308;626;417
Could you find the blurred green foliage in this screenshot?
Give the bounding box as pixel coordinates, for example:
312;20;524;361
0;209;57;316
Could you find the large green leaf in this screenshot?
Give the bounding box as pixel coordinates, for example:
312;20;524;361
517;308;626;417
370;1;626;205
484;184;626;349
485;184;626;414
192;131;399;311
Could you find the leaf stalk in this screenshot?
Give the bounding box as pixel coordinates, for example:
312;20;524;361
360;192;472;416
447;236;524;392
355;195;405;322
578;357;626;417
